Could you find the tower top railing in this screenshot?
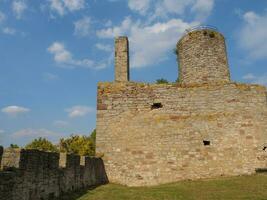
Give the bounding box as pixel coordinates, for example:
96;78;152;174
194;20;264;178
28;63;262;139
178;25;219;43
185;25;218;33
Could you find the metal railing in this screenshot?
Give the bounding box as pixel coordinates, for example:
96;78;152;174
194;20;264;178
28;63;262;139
185;25;218;33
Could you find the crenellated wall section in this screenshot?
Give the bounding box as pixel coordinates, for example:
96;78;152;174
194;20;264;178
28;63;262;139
0;148;108;200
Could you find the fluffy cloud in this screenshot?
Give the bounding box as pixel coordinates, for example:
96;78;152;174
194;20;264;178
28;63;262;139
74;16;91;37
97;17;196;68
12;0;27;19
65;105;94;118
49;0;85;16
0;11;6;23
128;0;151;15
95;43;112;52
97;17;133;38
48;42;72;63
242;73;267;86
239;11;267;59
12;128;60;141
191;0;214;21
98;0;215;68
47;42;107;69
2;27;16;35
1;105;30;116
125;0;214;21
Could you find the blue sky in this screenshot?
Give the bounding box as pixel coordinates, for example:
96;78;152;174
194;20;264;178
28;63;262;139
0;0;267;147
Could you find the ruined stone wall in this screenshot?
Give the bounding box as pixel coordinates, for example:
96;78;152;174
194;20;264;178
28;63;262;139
96;82;267;186
177;29;230;85
0;148;108;200
0;146;3;165
115;36;129;82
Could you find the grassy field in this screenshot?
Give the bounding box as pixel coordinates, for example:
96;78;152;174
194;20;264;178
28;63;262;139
63;174;267;200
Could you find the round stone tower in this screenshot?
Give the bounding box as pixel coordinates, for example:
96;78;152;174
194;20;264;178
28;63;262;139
177;26;230;85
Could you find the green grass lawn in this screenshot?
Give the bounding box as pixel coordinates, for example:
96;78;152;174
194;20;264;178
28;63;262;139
64;174;267;200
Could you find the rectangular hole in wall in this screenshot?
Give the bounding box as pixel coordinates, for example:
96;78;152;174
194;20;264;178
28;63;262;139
263;146;267;151
203;140;210;146
151;103;163;110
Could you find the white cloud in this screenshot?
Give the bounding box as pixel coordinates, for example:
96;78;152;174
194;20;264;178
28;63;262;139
12;0;27;19
47;42;107;69
2;27;16;35
125;0;214;21
12;128;60;141
97;17;133;38
54;120;69;127
74;16;91;37
65;105;94;118
128;0;151;15
153;0;194;18
242;73;267;86
191;0;214;21
48;42;72;63
95;43;112;52
64;0;84;11
97;17;196;68
49;0;65;15
49;0;85;16
239;11;267;59
242;73;256;80
0;11;6;23
98;0;215;68
1;105;30;116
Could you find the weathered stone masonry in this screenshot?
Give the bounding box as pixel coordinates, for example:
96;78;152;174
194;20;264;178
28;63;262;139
115;36;129;82
96;28;267;186
0;148;108;200
177;29;230;85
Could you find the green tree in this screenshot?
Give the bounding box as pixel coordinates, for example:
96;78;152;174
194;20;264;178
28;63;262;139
156;78;169;84
9;144;19;148
59;133;95;156
90;129;96;155
25;137;58;152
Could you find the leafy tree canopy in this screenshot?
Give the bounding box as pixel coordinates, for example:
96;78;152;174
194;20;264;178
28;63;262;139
9;144;19;148
25;137;58;152
156;78;169;84
59;129;96;156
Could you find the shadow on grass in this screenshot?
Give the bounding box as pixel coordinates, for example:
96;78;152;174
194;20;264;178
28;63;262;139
57;185;103;200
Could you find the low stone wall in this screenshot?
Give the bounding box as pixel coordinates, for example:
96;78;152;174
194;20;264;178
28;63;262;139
0;148;108;200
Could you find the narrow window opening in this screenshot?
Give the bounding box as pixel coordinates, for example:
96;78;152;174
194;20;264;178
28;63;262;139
263;146;267;151
203;140;210;146
151;103;163;110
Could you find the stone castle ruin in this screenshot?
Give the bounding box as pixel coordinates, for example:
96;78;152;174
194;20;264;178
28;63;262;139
0;26;266;200
96;27;267;186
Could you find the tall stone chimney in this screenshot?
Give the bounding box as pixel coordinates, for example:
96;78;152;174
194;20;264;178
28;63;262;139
115;36;129;82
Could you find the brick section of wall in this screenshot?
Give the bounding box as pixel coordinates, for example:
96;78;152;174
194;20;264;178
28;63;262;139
96;82;267;186
0;149;108;200
177;29;230;85
115;36;129;82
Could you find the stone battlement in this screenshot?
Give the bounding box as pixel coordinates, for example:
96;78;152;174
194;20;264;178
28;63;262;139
0;147;108;200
